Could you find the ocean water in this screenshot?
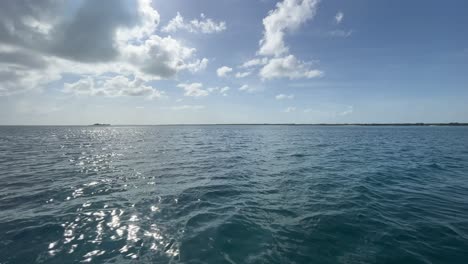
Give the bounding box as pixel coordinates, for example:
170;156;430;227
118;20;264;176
1;126;468;264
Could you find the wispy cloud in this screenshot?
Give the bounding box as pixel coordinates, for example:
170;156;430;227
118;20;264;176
239;84;257;93
275;94;294;100
335;11;344;24
328;30;353;38
235;71;252;78
165;105;205;111
162;12;226;34
241;58;268;68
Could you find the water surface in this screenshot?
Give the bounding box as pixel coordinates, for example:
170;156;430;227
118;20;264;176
1;126;468;263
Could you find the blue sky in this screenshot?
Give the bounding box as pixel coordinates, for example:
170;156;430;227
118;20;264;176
0;0;467;125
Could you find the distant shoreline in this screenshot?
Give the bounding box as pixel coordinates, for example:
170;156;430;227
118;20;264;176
1;123;468;127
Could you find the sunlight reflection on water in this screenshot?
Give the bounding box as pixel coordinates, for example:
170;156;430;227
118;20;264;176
1;126;468;263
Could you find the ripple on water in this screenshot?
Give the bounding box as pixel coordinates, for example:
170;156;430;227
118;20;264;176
1;126;468;263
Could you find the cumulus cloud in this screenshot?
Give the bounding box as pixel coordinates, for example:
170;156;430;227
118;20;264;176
335;11;344;24
275;94;294;100
216;66;233;77
259;0;319;57
0;0;208;96
259;55;323;80
177;82;209;97
121;35;208;79
64;76;163;99
162;12;226;34
248;0;323;81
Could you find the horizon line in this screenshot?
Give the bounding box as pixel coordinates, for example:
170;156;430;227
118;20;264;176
1;122;468;127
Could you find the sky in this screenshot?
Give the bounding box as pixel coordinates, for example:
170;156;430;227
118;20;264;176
0;0;467;125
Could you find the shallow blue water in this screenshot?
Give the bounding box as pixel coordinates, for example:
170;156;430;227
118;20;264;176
1;125;468;263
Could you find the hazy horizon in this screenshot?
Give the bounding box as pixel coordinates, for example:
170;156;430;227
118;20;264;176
1;0;467;125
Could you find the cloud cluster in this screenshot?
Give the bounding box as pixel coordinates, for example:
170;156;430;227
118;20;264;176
0;0;208;97
178;83;230;97
64;76;163;99
162;13;226;34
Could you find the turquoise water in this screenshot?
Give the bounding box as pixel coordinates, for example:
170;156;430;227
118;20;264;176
1;126;468;263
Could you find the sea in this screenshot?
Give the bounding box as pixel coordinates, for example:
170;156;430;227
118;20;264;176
1;125;468;264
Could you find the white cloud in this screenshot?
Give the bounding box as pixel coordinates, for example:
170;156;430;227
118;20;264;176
64;76;163;99
0;0;208;97
252;0;323;81
121;35;208;80
284;107;296;113
116;0;160;43
216;66;233;77
335;11;344;24
260;55;323;80
238;84;257;93
162;12;226;34
208;86;230;96
177;82;209;97
239;85;249;91
259;0;319;57
275;94;294;100
235;71;252;78
220;86;230;94
241;58;268;68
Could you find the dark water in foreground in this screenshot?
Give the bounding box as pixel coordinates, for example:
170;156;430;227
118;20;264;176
1;126;468;264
